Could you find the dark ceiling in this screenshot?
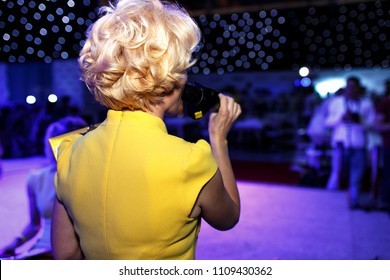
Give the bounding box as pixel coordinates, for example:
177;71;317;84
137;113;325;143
187;0;389;73
0;0;389;72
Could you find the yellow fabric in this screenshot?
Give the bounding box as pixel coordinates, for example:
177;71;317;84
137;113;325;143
55;110;218;259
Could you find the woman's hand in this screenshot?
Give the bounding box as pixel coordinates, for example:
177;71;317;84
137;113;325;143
196;94;242;230
208;94;241;143
0;247;16;258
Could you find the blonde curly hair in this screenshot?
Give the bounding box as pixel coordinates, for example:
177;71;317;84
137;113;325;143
79;0;201;111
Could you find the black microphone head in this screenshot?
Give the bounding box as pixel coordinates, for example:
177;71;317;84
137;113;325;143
181;83;203;106
181;82;220;119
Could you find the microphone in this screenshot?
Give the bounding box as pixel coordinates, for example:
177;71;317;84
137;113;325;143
181;82;220;119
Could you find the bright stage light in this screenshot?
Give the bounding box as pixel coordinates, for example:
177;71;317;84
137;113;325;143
26;95;36;104
299;67;310;77
48;93;58;103
301;77;312;87
314;78;345;98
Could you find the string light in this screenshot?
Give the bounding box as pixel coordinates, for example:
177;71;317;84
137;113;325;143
0;0;97;63
0;1;388;72
187;1;388;74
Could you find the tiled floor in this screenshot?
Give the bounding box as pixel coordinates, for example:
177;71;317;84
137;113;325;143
1;155;390;260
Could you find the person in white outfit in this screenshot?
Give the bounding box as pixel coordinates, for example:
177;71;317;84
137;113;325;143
324;76;376;208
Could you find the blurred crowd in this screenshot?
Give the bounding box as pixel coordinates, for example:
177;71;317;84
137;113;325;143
0;77;389;210
0;96;91;159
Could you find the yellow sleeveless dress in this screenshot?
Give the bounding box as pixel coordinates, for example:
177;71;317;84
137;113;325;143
55;110;218;259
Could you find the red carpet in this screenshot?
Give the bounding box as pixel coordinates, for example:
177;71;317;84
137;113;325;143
231;160;300;185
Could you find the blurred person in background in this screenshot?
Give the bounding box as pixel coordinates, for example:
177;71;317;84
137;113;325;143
0;116;87;259
324;76;376;208
374;79;390;211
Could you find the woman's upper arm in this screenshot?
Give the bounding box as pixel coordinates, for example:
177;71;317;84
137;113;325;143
51;197;83;259
26;182;42;229
196;169;240;231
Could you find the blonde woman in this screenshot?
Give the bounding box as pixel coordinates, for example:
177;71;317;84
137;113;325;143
51;0;241;260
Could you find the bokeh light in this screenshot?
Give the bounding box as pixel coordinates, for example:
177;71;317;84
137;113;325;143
0;0;96;63
0;0;388;73
48;93;58;103
26;95;37;104
299;67;310;77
